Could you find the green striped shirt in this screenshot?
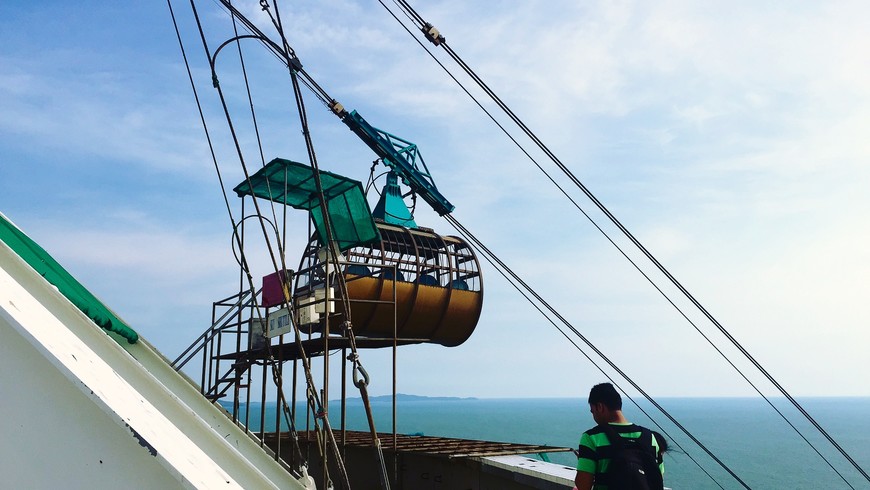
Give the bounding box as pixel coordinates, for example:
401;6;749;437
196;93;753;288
576;423;663;489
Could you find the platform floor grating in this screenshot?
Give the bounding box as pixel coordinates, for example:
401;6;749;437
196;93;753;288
267;430;572;459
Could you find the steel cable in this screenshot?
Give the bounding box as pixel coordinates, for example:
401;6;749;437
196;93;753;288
174;0;348;483
250;2;392;487
445;214;746;489
375;2;854;486
383;1;864;486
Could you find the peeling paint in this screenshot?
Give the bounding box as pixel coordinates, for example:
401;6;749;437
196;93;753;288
126;423;157;457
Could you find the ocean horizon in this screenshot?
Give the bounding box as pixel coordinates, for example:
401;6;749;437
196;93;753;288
221;396;870;489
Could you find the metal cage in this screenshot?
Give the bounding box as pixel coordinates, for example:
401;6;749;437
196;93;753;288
294;221;483;347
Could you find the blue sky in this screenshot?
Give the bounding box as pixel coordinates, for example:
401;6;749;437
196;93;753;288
1;1;869;399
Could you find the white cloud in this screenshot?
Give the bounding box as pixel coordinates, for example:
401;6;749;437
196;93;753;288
0;56;216;177
4;0;870;399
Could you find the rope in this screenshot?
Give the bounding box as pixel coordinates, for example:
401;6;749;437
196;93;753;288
257;2;391;487
223;10;303;432
172;2;395;486
175;0;345;483
227;0;288;248
169;0;314;475
166;0;243;266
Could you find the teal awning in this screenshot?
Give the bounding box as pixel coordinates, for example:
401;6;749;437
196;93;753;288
0;213;139;344
233;158;380;250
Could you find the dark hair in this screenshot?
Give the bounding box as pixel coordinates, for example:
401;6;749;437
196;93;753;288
653;431;668;455
588;382;622;410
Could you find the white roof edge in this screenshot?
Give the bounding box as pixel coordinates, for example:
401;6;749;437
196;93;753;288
0;236;314;489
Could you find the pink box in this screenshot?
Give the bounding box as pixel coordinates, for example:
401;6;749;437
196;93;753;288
261;270;289;308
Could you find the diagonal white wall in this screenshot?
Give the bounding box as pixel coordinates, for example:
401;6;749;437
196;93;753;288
0;235;313;489
0;315;185;488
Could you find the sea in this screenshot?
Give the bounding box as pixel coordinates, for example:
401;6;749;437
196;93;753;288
222;397;870;489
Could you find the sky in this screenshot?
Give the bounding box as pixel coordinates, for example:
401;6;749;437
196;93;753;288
1;0;869;402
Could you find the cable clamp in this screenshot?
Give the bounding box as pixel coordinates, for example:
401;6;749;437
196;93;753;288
288;56;303;71
329;99;346;116
422;23;445;45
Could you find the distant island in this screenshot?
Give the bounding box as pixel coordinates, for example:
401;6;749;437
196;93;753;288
336;393;477;403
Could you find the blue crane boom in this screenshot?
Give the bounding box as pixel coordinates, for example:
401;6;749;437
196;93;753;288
337;108;455;217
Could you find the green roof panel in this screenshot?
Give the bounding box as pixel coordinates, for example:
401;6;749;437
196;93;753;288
233;158;380;250
0;212;139;344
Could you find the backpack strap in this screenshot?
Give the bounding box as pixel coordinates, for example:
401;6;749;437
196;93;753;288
599;423;637;447
598;425;658;464
629;427;663;465
635;427;652;447
632;426;657;460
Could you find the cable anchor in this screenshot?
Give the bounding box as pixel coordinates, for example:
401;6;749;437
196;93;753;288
352;363;370;388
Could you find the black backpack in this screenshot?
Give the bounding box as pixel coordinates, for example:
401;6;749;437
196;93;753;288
597;425;663;490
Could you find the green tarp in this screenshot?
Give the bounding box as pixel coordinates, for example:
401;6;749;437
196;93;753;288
0;213;139;344
233;158;380;250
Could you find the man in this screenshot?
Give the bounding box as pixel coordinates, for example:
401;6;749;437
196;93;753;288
574;383;663;490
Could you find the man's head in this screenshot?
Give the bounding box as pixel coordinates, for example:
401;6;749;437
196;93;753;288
588;382;622;424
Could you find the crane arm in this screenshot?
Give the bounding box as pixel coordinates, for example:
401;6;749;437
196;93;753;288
330;104;455;217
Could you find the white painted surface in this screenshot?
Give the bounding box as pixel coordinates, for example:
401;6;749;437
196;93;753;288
482;456;673;490
0;315;184;488
482;455;576;486
0;227;313;489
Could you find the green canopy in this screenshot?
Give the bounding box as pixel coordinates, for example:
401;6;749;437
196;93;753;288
233;158;380;250
0;212;139;344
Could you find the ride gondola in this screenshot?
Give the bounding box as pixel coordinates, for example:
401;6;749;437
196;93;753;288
236;157;483;349
294;219;482;347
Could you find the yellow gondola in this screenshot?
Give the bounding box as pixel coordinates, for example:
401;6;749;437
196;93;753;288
294;220;483;347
